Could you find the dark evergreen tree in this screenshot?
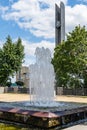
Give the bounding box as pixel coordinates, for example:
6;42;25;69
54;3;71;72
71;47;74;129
0;36;24;86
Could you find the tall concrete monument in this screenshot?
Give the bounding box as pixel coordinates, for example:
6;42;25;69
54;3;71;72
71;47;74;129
55;2;65;46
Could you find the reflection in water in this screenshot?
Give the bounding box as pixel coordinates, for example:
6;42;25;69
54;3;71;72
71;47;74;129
0;122;56;130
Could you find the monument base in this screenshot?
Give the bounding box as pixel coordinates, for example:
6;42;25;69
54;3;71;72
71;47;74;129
0;105;87;129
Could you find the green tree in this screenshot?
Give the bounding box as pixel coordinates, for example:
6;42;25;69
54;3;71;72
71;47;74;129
52;25;87;88
0;36;25;86
6;82;12;87
16;81;24;87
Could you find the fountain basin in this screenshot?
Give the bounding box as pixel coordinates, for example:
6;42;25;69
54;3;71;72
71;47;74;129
0;102;87;129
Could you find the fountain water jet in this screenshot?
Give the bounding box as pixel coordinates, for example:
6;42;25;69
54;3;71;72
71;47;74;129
29;47;57;107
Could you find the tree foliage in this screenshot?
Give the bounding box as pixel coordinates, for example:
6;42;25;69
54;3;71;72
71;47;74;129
16;81;24;87
6;82;12;87
0;36;25;86
52;25;87;88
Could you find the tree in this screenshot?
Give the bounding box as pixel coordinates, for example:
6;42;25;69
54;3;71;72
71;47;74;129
6;82;12;87
0;36;25;86
16;81;24;87
52;25;87;88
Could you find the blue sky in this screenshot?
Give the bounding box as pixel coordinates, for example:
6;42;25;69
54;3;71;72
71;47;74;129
0;0;87;66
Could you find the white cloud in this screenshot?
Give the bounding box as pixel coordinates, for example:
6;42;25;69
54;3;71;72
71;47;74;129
1;0;67;39
65;4;87;33
0;5;8;14
0;40;3;48
1;0;87;39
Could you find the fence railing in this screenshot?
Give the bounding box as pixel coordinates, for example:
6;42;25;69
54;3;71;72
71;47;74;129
3;87;87;96
4;87;29;94
57;87;87;96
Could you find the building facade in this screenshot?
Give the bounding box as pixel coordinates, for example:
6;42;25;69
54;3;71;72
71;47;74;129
16;66;29;88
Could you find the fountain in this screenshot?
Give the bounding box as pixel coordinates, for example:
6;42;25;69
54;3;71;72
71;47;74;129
0;47;86;129
23;46;65;109
29;47;55;107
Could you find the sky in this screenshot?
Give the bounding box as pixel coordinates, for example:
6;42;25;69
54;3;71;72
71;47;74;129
0;0;87;67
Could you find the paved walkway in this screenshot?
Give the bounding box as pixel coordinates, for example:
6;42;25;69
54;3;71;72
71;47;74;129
64;122;87;130
0;93;87;130
0;93;30;102
0;93;87;103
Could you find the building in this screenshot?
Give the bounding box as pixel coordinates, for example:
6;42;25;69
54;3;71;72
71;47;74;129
16;66;29;88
